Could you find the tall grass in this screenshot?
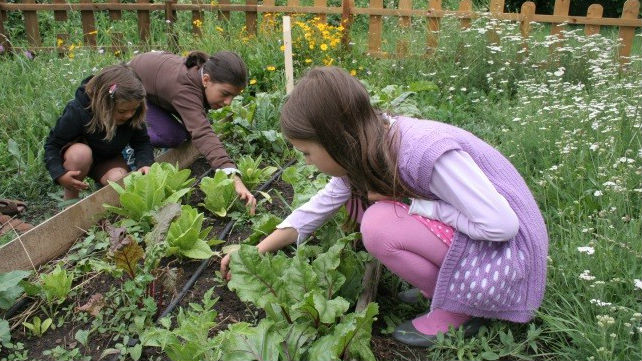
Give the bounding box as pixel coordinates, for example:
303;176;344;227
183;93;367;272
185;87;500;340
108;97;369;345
0;8;640;360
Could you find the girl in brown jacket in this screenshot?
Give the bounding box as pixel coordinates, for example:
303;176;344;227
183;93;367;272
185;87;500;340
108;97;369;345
129;50;256;213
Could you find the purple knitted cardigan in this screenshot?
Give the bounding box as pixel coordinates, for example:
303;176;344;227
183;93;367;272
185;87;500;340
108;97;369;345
394;116;548;322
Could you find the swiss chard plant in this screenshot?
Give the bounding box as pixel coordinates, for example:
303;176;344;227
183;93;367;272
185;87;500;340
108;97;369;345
243;213;283;246
165;205;221;260
140;287;221;361
104;162;193;223
199;170;237;218
222;235;377;360
237;155;277;191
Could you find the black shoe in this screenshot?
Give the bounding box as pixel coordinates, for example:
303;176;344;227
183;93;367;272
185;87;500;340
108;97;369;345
397;288;423;304
392;317;488;347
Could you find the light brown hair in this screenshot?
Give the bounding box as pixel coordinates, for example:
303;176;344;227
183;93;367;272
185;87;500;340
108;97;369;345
185;50;248;88
85;64;146;141
280;67;417;211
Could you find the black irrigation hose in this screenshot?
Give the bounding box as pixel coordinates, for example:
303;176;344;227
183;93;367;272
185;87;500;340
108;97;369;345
109;158;296;360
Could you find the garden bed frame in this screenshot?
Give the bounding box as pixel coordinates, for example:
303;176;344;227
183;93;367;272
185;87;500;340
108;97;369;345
0;141;200;273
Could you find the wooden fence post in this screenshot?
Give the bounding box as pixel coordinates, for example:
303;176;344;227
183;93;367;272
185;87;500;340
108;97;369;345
426;0;442;55
315;0;327;23
192;0;203;37
80;0;97;47
23;0;41;47
137;0;151;45
618;0;639;64
110;0;122;21
550;0;569;38
219;0;230;22
246;0;258;35
341;0;353;49
0;0;11;55
396;0;412;56
368;0;383;56
459;0;472;29
585;4;603;36
165;0;179;53
519;1;535;56
488;0;504;44
53;0;68;21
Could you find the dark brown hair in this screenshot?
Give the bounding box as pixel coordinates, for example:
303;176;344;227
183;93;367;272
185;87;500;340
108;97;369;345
281;67;417;208
185;50;248;88
85;64;146;141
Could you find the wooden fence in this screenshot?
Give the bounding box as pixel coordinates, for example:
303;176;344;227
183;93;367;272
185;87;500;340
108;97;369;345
0;0;640;62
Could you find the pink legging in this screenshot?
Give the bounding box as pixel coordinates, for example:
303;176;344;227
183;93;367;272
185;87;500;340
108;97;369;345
358;201;450;298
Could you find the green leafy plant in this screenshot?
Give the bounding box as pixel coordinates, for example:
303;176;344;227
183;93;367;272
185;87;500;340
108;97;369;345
165;205;220;259
141;287;221;361
22;316;53;337
0;270;31;311
40;264;73;306
104;162;193;222
243;213;283;245
199;170;237;217
237;155;277;191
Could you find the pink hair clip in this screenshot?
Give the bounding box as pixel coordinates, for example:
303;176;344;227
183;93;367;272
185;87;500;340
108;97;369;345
108;83;118;98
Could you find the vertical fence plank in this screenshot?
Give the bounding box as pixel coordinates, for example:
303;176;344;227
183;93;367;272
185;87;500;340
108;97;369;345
24;0;41;47
80;0;97;47
53;0;68;21
585;4;603;36
550;0;569;38
396;0;411;56
458;0;472;29
0;0;11;55
165;0;179;52
519;0;535;55
246;0;257;35
110;0;122;21
426;0;442;54
315;0;327;23
192;0;203;37
341;0;353;49
137;0;151;44
488;0;504;44
56;33;68;57
368;0;383;55
618;0;640;64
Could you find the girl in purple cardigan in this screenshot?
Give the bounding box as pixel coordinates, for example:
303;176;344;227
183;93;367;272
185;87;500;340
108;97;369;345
221;67;549;347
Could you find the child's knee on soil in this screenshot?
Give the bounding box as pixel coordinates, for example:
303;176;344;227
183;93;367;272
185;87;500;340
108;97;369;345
99;167;129;185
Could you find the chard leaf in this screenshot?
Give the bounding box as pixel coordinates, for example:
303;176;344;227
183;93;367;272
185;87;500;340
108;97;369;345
280;251;318;303
292;292;350;325
111;239;144;278
306;303;378;361
311;242;346;298
244;213;283;245
219;320;284;361
227;245;285;309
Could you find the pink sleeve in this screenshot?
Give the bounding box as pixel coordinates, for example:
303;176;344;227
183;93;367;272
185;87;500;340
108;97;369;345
277;176;352;244
415;150;519;242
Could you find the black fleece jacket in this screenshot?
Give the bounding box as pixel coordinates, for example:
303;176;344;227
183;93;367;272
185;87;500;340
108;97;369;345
44;76;154;183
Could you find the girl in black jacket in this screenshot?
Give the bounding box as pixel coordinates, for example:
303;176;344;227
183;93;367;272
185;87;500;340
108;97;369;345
44;64;154;201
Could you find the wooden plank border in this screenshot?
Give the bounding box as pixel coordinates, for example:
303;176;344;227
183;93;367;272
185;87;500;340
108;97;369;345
0;142;200;273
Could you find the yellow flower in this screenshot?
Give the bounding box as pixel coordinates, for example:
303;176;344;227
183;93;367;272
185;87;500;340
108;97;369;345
266;66;276;71
350;69;356;76
88;30;98;35
216;26;224;32
320;43;328;51
68;52;75;59
323;57;334;66
250;79;257;85
305;58;312;63
69;44;76;51
280;45;285;51
210;0;218;5
114;50;121;57
193;19;203;28
57;38;64;47
309;44;315;50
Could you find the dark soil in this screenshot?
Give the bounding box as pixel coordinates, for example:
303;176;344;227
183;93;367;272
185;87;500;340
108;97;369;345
1;157;425;361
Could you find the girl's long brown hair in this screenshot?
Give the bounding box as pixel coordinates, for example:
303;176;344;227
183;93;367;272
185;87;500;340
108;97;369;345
280;67;417;218
85;64;146;140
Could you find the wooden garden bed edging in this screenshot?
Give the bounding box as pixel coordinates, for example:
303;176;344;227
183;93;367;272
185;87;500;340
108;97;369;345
0;141;200;273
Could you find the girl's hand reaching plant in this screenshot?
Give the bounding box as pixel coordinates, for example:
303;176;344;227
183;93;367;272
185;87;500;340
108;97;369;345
232;175;256;215
57;170;89;191
220;252;232;281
